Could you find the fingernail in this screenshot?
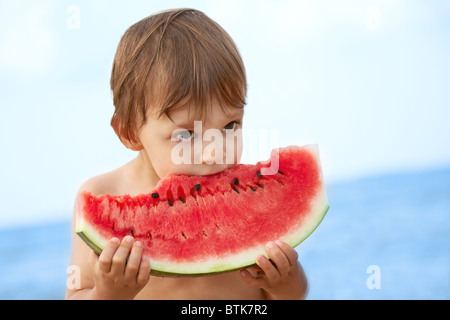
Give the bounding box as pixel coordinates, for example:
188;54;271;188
135;241;142;247
125;236;134;243
266;241;275;249
275;240;283;247
111;237;120;244
258;255;267;264
240;270;247;278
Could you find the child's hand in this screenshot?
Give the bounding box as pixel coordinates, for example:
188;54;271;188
88;236;151;300
240;240;308;300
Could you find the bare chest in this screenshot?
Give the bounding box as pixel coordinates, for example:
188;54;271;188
134;272;264;300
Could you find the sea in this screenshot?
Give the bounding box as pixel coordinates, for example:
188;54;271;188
0;167;449;300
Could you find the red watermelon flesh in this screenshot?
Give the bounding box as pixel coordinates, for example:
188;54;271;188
76;144;329;276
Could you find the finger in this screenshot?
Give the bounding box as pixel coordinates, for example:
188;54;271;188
110;236;134;275
275;240;299;266
97;237;120;273
124;241;144;282
240;269;265;289
245;265;264;278
136;255;151;286
266;241;290;275
256;255;280;283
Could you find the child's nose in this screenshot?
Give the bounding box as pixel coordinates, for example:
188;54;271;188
200;147;224;165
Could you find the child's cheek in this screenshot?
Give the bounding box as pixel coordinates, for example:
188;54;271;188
226;130;243;165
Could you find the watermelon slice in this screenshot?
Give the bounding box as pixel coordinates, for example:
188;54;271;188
76;144;329;276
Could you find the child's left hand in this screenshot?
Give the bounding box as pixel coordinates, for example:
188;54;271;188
240;240;308;300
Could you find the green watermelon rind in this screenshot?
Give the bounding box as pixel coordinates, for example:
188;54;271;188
76;191;329;277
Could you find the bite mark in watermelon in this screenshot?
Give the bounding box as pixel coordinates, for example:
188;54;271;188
76;144;329;276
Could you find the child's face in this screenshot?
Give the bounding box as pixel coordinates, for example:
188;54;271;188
138;100;244;179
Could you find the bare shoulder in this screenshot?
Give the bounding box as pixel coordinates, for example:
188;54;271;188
72;167;125;221
77;167;125;197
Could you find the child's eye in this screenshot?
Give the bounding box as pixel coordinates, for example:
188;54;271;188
222;121;240;131
174;130;195;142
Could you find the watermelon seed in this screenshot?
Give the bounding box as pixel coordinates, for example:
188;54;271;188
256;171;262;179
168;199;173;207
147;232;152;239
181;233;187;239
257;184;264;189
130;228;134;236
179;196;185;203
250;187;256;192
151;193;159;198
194;184;201;191
202;230;208;237
278;170;284;175
232;188;240;194
233;178;239;185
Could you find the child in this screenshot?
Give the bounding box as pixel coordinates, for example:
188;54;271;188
66;8;308;300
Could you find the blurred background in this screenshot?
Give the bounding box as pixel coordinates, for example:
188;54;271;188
0;0;448;299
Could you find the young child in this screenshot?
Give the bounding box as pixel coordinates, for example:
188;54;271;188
66;8;308;300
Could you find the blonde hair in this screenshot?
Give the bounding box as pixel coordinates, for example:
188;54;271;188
110;8;247;150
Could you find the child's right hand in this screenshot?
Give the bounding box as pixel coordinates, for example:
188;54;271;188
88;236;151;300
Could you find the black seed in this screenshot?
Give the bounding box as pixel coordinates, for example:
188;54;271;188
232;188;240;194
130;228;134;236
233;178;239;185
179;196;185;203
168;199;173;206
257;184;264;189
250;187;256;192
278;170;284;175
194;184;201;191
151;193;159;198
256;171;262;179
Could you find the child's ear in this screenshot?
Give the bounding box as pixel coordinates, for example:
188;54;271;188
111;117;144;151
120;135;144;151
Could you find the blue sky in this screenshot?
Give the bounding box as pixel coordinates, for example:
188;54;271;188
0;0;449;227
